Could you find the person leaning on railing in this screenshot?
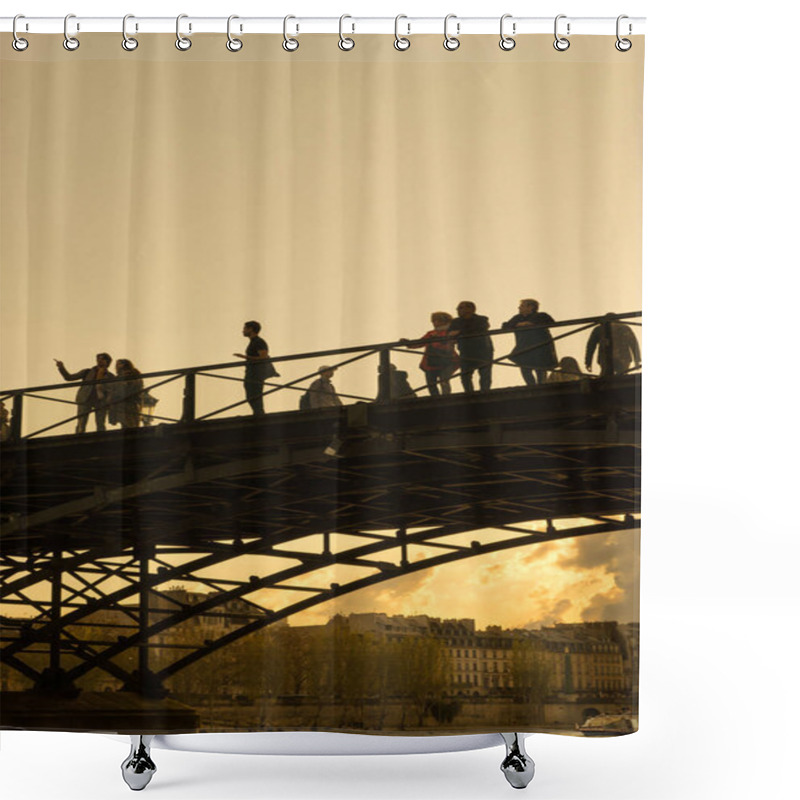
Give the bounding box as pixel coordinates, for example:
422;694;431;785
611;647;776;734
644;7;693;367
400;311;459;397
501;299;558;386
53;352;115;433
448;301;493;393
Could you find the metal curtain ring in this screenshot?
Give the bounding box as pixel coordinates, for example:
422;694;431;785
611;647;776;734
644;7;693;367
227;15;243;51
12;14;29;51
394;15;410;51
122;14;138;51
615;14;632;51
553;14;570;51
63;13;80;51
499;14;515;51
443;14;460;51
338;14;355;51
283;15;299;51
175;14;192;51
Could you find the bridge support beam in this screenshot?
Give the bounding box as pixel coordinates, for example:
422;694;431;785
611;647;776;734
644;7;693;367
182;371;196;423
10;393;23;441
120;542;168;699
397;527;409;567
34;550;80;697
378;349;392;402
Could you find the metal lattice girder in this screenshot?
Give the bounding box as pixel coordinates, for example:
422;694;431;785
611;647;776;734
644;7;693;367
1;378;639;551
1;376;639;690
2;514;638;687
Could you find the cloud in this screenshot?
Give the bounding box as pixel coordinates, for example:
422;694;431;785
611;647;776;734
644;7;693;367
289;529;639;628
523;598;574;629
559;529;640;622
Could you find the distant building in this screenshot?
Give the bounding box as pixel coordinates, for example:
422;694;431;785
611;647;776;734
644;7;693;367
336;612;631;700
2;593;633;702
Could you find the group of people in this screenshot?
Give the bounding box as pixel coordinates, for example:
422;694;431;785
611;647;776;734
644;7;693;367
397;299;641;399
52;354;157;433
47;303;640;433
245;300;640;413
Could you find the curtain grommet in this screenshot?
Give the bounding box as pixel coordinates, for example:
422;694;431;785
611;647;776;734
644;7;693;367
121;14;139;51
226;15;243;52
394;15;411;51
338;15;355;51
283;15;299;51
615;15;632;51
499;14;516;51
553;15;570;52
63;13;80;51
175;14;192;51
443;14;460;51
12;15;29;51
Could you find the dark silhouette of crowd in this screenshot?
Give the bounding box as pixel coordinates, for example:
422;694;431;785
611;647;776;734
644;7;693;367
37;302;639;434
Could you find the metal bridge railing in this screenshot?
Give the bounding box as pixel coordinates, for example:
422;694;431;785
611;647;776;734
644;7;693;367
0;311;641;441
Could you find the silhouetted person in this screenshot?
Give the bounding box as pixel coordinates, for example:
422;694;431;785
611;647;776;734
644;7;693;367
54;352;114;433
448;301;493;393
547;356;586;383
110;359;145;428
0;401;10;442
400;311;459;397
234;320;278;416
502;299;557;386
377;363;415;402
585;313;641;378
309;365;343;409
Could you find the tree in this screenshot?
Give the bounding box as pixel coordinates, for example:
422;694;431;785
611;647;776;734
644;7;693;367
511;640;552;724
391;635;450;728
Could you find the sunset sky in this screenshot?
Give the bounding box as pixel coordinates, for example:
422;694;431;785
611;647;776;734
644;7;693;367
283;527;641;629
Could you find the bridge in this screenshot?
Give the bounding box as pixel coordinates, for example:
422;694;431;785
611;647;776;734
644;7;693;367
0;313;640;704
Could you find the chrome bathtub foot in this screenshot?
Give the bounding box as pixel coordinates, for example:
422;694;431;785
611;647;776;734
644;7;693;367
499;733;535;790
121;735;157;791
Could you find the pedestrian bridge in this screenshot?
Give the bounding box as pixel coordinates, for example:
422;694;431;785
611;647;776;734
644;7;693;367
0;313;640;697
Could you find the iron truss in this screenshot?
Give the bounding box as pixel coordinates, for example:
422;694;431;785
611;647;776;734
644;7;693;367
0;376;640;695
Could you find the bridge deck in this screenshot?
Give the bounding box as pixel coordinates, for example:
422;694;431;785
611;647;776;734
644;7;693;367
1;376;640;555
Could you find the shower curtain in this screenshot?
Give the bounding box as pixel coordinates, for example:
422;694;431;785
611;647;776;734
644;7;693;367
0;30;643;737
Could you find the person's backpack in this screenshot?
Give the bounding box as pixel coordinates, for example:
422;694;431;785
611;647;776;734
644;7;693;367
299;389;311;411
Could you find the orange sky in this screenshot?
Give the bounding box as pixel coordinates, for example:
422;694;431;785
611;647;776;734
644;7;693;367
251;524;641;629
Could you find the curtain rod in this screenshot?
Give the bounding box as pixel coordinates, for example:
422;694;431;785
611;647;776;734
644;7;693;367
1;16;645;36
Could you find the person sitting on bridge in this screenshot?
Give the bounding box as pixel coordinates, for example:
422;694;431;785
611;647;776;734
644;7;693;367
234;320;279;416
547;356;586;383
502;299;558;386
376;363;416;402
585;313;641;378
54;352;114;433
109;359;145;428
0;400;10;442
400;311;459;397
308;365;343;409
448;301;493;393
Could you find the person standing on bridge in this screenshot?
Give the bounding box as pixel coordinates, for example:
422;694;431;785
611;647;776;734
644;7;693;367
502;299;558;386
109;359;145;428
448;301;493;393
54;352;114;433
585;313;641;378
234;320;278;416
400;311;459;397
